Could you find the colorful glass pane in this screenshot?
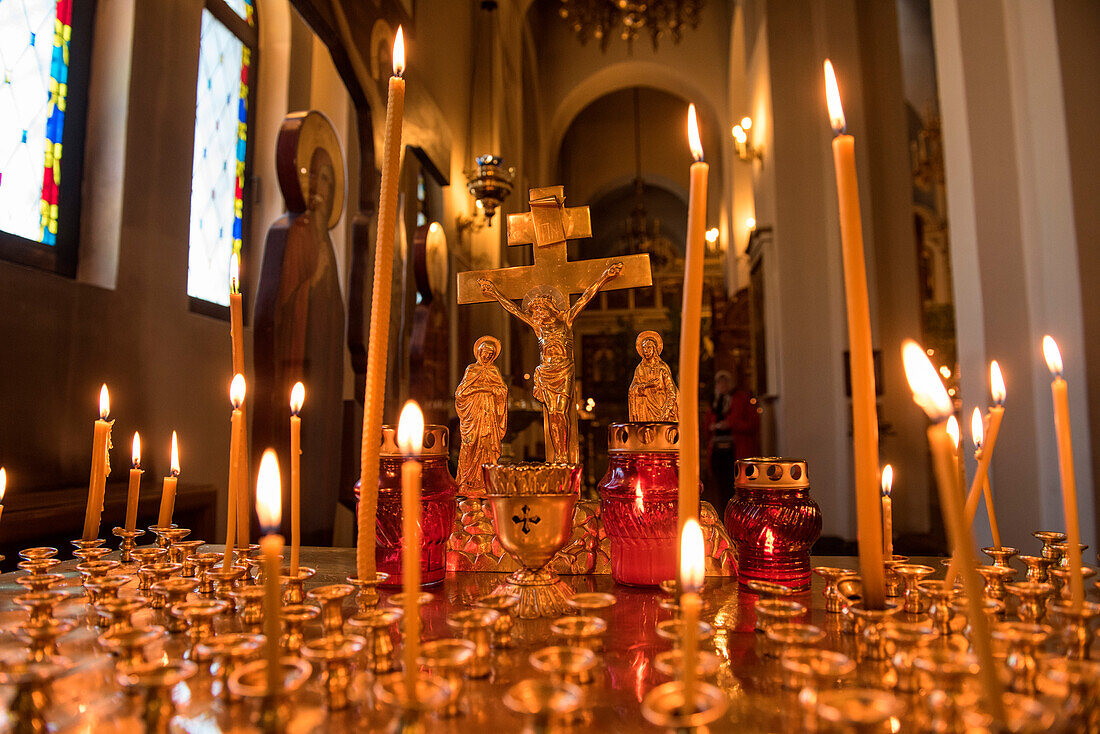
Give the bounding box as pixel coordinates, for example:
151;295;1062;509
186;8;251;306
223;0;254;26
0;0;73;245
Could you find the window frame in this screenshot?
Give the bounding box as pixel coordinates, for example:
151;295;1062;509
186;0;259;321
0;0;97;277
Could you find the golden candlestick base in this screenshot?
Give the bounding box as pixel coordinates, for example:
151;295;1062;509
346;608;403;674
374;673;452;734
15;618;75;662
1049;566;1097;600
475;592;519;647
1047;600;1099;660
112;528;145;564
640;680;727;733
977;564;1016;602
1019;554;1054;584
883;621;933;693
447;608;499;678
228;657;312;734
883;555;910;598
307;584;355;638
281;604;319;655
564;591;617;619
814;688;905;731
531;645;598;686
70;538;107;561
1006;581;1053;624
194;632;263;702
1034;530;1067;561
482;463;582;619
0;657;71;734
14;591;64;626
891;564;934;614
173;598;228;656
280;565;315;605
230;585;265;633
655;618;714;650
17;558;61;578
174;540;206;577
147;524;179;549
99;625;166;668
504;678;584;734
653;648;723;681
418;639;475;717
744;579;796;601
960;690;1057;734
762;622;825;660
812;566;855;614
96;595;148;634
14;572;63;594
156;527;191;562
301;634;366;710
754;598;806;634
550;615;607;652
206;564;247;613
779;648;855;692
982;546;1018;569
138;562;182;608
917;580;960;636
192;552;221;594
151;577;198;630
346;572;389;612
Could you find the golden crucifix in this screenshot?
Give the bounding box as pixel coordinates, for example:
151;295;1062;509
458;186;653;463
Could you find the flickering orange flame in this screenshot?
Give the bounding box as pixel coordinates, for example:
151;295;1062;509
290;382;305;415
230;373;246;409
823;59;846;134
687;104;703;162
397;400;424;455
1042;335;1063;377
99;384;110;420
990;360;1006;406
946;415;960;451
971;408;984;450
255;449;282;533
170;431;180;476
881;464;893;498
902;339;953;422
393;26;405;77
132;432;141;468
680;519;705;593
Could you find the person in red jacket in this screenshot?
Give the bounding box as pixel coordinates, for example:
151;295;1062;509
706;370;762;510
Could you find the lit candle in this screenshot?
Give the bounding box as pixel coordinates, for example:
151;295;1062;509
903;340;1004;720
679;518;705;714
358;27;406;582
678;103;707;546
82;385;113;541
397;400;424;696
124;433;143;532
255;449;284;697
946;415;965;501
969;406;1002;548
157;432;180;528
880;465;893;558
229;255;251;552
823;60;885;608
634;479;644;515
0;468;7;528
1043;336;1084;610
290;382;304;576
224;375;245;568
229;253;244;375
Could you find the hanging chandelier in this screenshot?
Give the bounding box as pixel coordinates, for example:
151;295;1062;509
557;0;705;52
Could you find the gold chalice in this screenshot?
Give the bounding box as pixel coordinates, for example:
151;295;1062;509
482;462;582;618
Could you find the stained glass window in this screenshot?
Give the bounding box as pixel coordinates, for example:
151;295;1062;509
0;0;74;246
186;1;254;307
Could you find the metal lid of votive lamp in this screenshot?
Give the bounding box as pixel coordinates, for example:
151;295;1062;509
481;462;582;618
355;424;457;589
596;422;681;586
724;457;822;591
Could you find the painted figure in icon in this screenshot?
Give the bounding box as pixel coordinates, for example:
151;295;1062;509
628;330;679;422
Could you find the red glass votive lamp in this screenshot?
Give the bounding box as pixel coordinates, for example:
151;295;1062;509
723;457;821;591
597;422;681;587
354;424;457;587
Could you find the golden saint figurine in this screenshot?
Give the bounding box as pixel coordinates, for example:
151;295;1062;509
628;331;679;422
455;336;508;496
478;261;623;462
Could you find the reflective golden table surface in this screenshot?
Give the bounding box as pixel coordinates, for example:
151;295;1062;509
0;548;900;732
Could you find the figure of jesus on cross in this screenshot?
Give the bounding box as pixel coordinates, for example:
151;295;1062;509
458;186;652;463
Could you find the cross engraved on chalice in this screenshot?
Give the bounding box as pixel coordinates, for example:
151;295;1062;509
512;505;541;535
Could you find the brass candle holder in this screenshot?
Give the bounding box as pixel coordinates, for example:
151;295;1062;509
96;595;149;634
301;634;366;710
653;648;722;680
174;539;206;577
655;618;714;650
917;580;959;636
206;563;248;613
192;552;222;594
99;624;166;668
1006;580;1053;624
281;604;320;655
565;590;617;617
307;583;354;638
753;598;806;634
779;648;855;691
812;566;855;614
173;598;228;655
640;680;728;734
1047;599;1100;660
70;537;107;561
1053;542;1089;570
1019;554;1054;584
84;574;132;615
977;564;1016;602
418;638;476;717
959;690;1058;734
147;524;179;549
151;577;198;630
991;621;1051;694
847;602;900;661
529;645;598;725
814;688;905;733
112;527;146;564
14;591;66;626
280;565;315;605
1036;657;1100;733
157;526;191;560
231;585;266;633
77;559;121;603
19;546;59;562
17;558;61;577
1049;565;1097;599
763;622;825;660
883;621;933;693
550;614;608;652
194;632;263;702
504;678;584;734
346;571;389;612
16;618;75;662
374;672;451;734
476;592;520;647
138;562;183;608
447;608;500;677
1033;530;1067;561
228;658;312;734
0;657;71;734
982;546;1018;569
893;564;935;615
882;555;910;598
346;608;403;674
745;579;796;601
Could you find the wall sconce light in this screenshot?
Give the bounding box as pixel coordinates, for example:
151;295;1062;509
457;198;490;236
463;154;514;224
732;117;762;163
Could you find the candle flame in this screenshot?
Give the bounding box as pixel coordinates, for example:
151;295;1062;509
945;415;960;451
393;26;405;77
971;407;984;450
290;382;305;415
740;116;752;130
1042;335;1063;377
634;480;644;514
990;360;1006;405
229;252;240;295
823;59;846;134
902;339;954;422
230;373;246;409
0;468;6;503
170;431;180;476
99;384;110;419
396;400;424;455
132;432;141;468
881;464;893;498
255;449;282;534
679;519;705;593
732;125;747;145
687;104;703;162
